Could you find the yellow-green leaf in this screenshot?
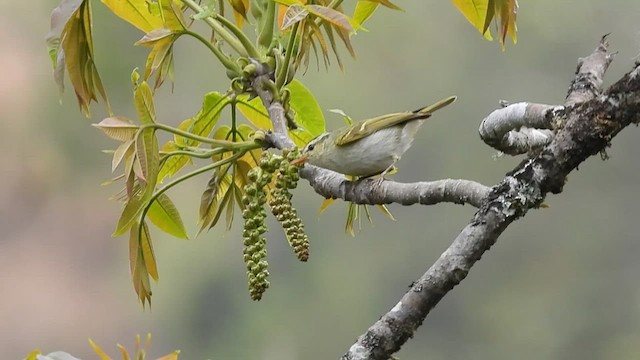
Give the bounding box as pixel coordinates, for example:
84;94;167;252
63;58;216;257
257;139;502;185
114;191;147;236
140;221;158;281
158;141;190;183
135;128;159;186
51;0;111;116
353;1;378;29
236;96;271;129
116;344;130;360
156;351;181;360
101;0;164;32
318;198;335;214
112;139;135;172
365;0;402;10
93;116;139;142
198;173;233;234
148;193;188;239
228;0;250;27
24;350;42;360
89;339;112;360
285;79;325;136
133;80;156;125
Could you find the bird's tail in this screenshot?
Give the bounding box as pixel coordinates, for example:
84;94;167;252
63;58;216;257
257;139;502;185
415;95;457;114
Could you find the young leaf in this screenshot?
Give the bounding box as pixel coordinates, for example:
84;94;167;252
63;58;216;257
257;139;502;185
112;140;135;172
156;351;181;360
114;192;147;236
48;0;110;116
147;193;188;239
92;116;139;142
140;221;159;281
136;27;183;90
198;173;233;234
133;79;160;187
135;128;159;186
88;339;112;360
281;4;309;29
228;0;250;27
307;5;353;32
129;222;153;306
133;80;156;125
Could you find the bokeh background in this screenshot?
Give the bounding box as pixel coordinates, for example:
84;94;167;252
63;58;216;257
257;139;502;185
2;1;640;359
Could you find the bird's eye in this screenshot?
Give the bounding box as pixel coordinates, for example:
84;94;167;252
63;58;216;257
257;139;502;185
307;144;315;151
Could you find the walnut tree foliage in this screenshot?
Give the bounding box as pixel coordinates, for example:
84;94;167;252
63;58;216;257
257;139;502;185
46;0;518;306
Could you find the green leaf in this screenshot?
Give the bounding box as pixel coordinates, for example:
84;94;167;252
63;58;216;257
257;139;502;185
114;191;147;236
237;79;324;143
148;193;188;239
135;128;159;185
285;79;325;136
236;96;271;129
132;79;159;188
133;80;156;125
136;28;182;90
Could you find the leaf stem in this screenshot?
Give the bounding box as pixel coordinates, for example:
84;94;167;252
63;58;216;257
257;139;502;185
183;30;241;73
276;21;300;89
139;123;259;151
257;0;276;49
182;0;248;57
213;13;261;58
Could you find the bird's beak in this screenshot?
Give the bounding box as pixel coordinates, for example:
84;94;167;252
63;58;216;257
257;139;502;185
290;154;308;166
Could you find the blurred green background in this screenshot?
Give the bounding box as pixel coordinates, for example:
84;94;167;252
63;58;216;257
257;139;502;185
3;1;640;359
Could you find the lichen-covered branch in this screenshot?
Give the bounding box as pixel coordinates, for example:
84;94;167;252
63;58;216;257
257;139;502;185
342;39;640;360
479;102;562;154
479;36;616;156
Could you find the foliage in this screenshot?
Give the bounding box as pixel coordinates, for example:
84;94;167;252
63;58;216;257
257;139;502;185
25;334;179;360
47;0;518;304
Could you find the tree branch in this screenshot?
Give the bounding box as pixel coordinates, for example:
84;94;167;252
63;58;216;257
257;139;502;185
341;39;640;360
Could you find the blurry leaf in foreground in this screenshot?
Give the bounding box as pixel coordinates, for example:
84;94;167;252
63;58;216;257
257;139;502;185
46;0;110;116
452;0;518;47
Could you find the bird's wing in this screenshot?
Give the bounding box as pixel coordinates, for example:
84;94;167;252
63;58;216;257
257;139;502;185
335;95;457;146
334;112;428;146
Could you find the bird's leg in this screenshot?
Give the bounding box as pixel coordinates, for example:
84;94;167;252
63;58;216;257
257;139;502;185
368;156;399;188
